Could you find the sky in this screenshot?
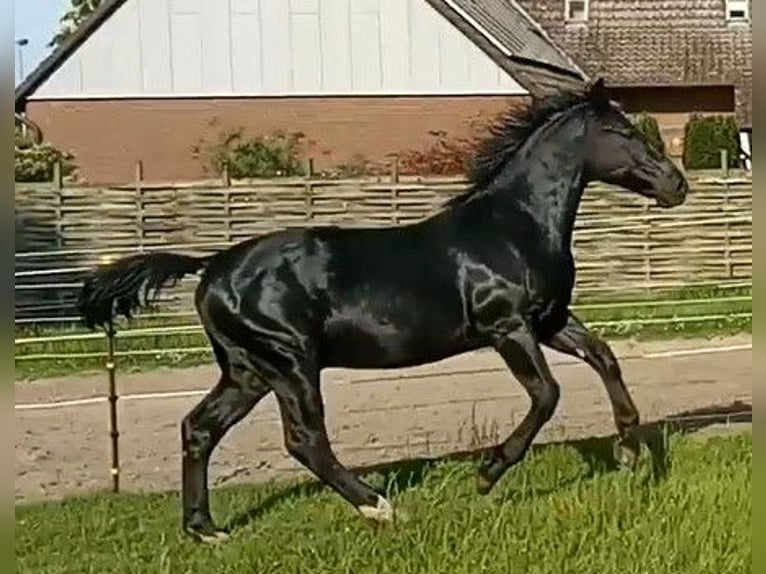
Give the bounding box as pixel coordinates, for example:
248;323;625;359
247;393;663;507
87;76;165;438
14;0;70;85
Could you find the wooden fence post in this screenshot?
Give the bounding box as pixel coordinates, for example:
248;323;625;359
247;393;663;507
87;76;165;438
53;159;63;249
390;160;400;225
723;177;733;279
222;160;232;244
643;199;652;293
52;159;65;311
305;158;314;223
135;160;145;252
106;327;120;494
390;155;399;184
720;149;733;277
222;160;231;188
720;148;729;180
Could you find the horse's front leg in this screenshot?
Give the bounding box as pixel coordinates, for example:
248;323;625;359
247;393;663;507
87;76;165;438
543;311;641;468
476;321;561;494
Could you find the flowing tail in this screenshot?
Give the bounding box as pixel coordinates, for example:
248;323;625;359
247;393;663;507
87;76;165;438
78;252;210;331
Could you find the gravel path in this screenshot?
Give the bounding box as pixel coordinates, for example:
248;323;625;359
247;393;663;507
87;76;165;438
15;334;752;504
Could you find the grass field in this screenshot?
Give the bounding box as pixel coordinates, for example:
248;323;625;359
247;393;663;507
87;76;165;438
14;284;753;380
15;429;751;574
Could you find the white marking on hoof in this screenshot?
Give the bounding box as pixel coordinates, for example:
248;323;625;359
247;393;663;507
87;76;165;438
358;495;394;522
198;531;230;544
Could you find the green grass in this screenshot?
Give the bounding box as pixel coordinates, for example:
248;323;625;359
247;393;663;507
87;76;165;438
15;430;751;574
574;284;752;340
14;284;752;381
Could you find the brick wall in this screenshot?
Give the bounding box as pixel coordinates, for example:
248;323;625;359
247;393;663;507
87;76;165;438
25;95;527;184
518;0;752;126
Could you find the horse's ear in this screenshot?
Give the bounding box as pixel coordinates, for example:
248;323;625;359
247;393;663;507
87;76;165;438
587;77;610;113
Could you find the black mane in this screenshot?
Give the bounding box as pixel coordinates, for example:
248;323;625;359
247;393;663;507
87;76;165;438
444;89;590;207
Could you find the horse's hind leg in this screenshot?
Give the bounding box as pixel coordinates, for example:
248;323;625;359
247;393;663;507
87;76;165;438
265;354;393;522
181;340;271;542
543;312;640;468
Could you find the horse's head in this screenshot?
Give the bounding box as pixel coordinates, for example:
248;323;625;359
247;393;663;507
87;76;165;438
583;79;689;207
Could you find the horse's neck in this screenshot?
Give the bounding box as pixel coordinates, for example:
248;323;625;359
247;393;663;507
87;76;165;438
482;118;587;254
511;170;585;252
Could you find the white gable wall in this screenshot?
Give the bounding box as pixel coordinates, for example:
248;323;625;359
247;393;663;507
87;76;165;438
32;0;527;99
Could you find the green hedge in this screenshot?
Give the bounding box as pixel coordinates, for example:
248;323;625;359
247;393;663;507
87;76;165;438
682;114;740;169
192;128;306;178
632;112;665;155
15;128;76;182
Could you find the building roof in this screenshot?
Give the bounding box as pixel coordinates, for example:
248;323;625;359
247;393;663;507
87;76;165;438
445;0;582;74
15;0;586;112
15;0;125;112
515;0;752;127
426;0;587;94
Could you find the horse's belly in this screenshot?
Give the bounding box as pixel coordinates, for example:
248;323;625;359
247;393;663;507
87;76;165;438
321;313;472;369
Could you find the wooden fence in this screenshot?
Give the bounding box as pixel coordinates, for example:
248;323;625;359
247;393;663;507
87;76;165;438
15;173;752;320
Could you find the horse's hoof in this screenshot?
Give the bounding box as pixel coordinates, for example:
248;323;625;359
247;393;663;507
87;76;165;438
184;523;231;544
358;495;394;523
476;472;495;495
197;530;230;544
614;440;640;470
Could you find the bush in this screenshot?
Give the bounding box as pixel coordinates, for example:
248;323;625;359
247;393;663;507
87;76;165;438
398;130;477;176
632;112;665;155
15;128;76;182
682;114;740;169
192;128;306;178
318;154;386;179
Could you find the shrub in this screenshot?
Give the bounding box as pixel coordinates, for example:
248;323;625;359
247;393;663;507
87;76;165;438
319;154;386;179
632;112;665;155
398;130;477;176
192;128;306;179
682;114;740;170
15;128;76;182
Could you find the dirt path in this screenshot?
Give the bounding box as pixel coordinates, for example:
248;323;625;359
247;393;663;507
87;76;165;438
15;334;752;504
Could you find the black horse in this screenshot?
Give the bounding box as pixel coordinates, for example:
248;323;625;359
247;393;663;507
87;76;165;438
79;79;688;542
